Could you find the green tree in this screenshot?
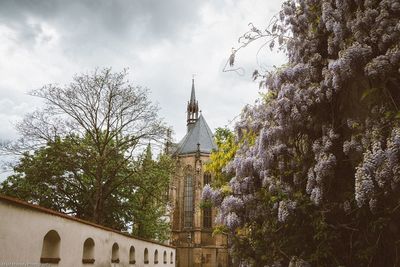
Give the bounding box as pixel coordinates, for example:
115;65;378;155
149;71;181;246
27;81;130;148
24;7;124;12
205;127;238;187
129;144;174;241
0;68;172;237
1;133;137;229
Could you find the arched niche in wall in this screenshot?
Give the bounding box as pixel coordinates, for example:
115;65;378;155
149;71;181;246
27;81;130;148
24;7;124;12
170;251;174;264
111;242;119;263
40;230;61;264
163;250;167;264
129;246;135;264
82;238;95;264
144;248;149;264
154;249;159;264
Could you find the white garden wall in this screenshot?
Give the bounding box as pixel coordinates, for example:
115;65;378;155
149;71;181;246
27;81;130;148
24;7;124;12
0;195;175;267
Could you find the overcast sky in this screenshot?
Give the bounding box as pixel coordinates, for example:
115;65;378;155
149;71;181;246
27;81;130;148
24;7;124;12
0;0;286;146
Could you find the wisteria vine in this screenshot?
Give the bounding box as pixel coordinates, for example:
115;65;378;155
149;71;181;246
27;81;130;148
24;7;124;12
204;0;400;265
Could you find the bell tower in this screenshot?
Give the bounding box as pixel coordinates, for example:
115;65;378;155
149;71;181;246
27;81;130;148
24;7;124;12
170;79;228;267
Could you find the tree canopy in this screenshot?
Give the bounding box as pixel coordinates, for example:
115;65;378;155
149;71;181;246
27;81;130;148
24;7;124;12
129;144;173;241
0;69;173;240
205;127;238;187
204;0;400;266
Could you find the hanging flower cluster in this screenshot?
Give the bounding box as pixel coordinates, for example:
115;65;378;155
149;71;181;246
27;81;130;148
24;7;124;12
204;0;400;265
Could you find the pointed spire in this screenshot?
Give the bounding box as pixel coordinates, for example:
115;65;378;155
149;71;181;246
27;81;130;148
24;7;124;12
186;77;199;132
190;78;196;104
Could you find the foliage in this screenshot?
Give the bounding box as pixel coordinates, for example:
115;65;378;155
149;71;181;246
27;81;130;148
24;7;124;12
129;144;174;242
2;134;129;229
205;0;400;266
1;136;174;240
0;69;172;240
205;127;238;187
206;127;257;188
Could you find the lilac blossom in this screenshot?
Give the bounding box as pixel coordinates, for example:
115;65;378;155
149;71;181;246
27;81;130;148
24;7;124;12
211;0;400;264
202;184;213;201
226;212;241;230
277;200;297;222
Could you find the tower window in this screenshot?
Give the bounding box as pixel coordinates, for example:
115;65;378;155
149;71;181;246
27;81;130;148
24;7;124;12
203;172;212;228
203;206;212;228
184;175;193;228
204;172;211;185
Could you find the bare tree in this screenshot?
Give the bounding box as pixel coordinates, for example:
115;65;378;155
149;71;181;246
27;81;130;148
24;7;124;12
3;68;166;224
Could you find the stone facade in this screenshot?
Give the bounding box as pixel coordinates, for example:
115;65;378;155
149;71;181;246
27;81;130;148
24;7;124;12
169;79;228;267
170;154;228;267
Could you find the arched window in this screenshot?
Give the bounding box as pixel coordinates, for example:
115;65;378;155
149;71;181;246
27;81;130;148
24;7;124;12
184;175;193;228
154;249;158;264
111;243;119;263
203;206;212;228
203;172;212;228
40;230;61;264
129;246;135;264
144;248;149;264
203;172;211;185
170;252;174;264
82;238;95;264
163;251;167;264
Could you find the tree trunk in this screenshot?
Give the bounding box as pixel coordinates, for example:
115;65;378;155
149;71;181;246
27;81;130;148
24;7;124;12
93;180;103;224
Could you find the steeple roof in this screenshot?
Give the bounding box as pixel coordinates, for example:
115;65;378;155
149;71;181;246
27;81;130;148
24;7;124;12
175;114;217;155
190;78;196;104
186;78;199;131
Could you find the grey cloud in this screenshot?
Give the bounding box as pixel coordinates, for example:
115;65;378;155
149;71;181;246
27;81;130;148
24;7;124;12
0;0;204;47
0;0;287;143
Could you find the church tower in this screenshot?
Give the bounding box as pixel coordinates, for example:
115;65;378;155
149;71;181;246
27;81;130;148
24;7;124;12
186;78;199;132
169;79;228;267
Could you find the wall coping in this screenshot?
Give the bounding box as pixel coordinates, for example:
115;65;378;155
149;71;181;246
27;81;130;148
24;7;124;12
0;194;175;249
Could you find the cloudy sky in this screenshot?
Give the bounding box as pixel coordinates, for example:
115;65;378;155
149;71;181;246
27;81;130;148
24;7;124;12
0;0;286;146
